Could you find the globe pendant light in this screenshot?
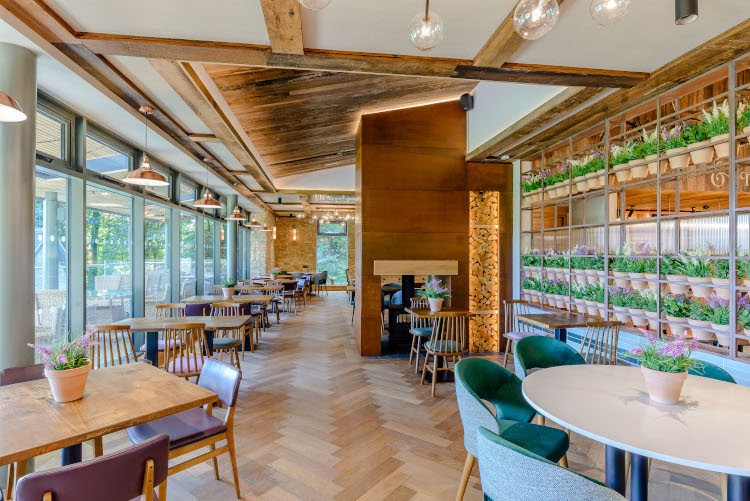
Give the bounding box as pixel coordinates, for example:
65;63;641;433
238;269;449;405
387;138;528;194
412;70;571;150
513;0;559;40
299;0;331;10
0;91;26;122
590;0;630;25
409;0;444;52
226;206;247;221
123;106;169;187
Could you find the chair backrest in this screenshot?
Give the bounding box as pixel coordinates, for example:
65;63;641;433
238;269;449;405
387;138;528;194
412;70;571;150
454;358;534;456
0;364;45;386
311;272;324;285
90;325;139;369
296;279;306;291
154;303;185;318
282;281;296;292
211;302;240;316
579;321;621;365
476;427;626;501
163;323;206;378
15;434;169;501
410;298;433;330
513;336;586;380
427;313;469;355
503;299;531;334
184;302;210;317
198;358;242;409
689;361;736;383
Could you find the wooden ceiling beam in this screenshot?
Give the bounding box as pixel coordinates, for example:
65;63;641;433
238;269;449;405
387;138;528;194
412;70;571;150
299;194;312;216
186;133;220;142
259;0;304;55
77;33;647;88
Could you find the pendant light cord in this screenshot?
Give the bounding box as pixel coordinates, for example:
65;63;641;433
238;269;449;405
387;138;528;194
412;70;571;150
424;0;430;21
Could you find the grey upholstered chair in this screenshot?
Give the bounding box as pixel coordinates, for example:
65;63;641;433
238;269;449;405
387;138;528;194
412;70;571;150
476;427;626;501
15;434;169;501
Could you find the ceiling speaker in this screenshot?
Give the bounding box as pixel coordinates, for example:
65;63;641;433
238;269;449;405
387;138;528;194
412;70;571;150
460;93;474;111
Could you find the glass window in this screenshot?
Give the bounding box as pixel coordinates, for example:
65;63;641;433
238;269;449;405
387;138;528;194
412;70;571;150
220;222;227;283
86;134;131;181
317;222;348;284
180;212;197;299
34;167;69;350
86;185;132;325
36;110;66;160
180;182;196;206
145;201;170;316
204;219;215;291
145;164;171;201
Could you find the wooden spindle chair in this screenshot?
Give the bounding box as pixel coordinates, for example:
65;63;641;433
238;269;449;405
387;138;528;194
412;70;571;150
502;299;542;369
420;313;469;397
210;302;244;368
163;323;207;380
154;303;185;318
579;321;622;365
409;298;434;372
90;325;139;369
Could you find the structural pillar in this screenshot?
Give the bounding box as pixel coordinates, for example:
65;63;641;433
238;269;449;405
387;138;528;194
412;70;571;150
0;43;37;369
226;194;237;281
43;191;59;289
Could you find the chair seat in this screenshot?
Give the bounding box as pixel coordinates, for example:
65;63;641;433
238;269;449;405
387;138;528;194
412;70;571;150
504;331;538;341
410;327;432;337
496;419;569;463
424;339;463;353
139;339;181;352
213;337;241;349
167;357;204;375
127;407;226;451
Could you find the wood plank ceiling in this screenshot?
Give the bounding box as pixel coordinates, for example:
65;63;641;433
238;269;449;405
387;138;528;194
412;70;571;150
204;65;478;177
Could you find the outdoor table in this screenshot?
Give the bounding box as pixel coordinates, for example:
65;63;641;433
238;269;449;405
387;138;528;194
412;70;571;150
515;312;592;342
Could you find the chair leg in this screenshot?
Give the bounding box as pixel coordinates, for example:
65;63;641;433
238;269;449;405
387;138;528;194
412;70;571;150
537;415;545;426
559;454;569;468
409;335;416;364
456;451;475;501
420;353;430;385
158;480;167;501
227;430;241;499
503;339;512;368
6;462;15;499
431;355;438;397
210;443;220;480
94;436;103;457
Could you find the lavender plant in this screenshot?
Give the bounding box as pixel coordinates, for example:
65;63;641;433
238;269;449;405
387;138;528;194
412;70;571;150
707;293;730;326
629;329;699;373
418;279;451;299
608;286;637;308
28;332;95;371
659;125;687;150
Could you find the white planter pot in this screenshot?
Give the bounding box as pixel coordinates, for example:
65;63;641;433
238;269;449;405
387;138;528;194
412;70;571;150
527;192;538;204
687;276;714;298
645;273;659;291
689;140;714;165
585;300;598;317
711;133;730;159
613;271;631;288
222;287;235;300
711;277;730;299
629;272;648;290
597;303;607;320
574;175;589;193
428;297;444;312
666;275;690;295
687;318;715;342
613;305;631;324
666;315;689;337
586;176;599;190
631;164;648;179
614;164;632;183
712;323;730;346
744;125;750;137
585;274;599;285
555;186;568;199
667;147;690;169
629;308;648;327
644;310;660;331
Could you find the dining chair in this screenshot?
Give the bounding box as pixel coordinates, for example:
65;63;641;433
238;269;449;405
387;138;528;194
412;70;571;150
236;302;261;350
126;358;242;499
408;298;433;372
513;336;586;381
281;281;297;315
210;302;244;368
475;427;625;501
454;358;570;500
293;278;307;310
184;302;210;317
578;321;621;365
420;313;469;397
162;323;207;380
502;300;544;369
154;303;185;318
15;434;170;501
689;360;735;383
90;324;139;369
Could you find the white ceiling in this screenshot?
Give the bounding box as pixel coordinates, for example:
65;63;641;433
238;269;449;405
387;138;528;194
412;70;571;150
275;165;355;191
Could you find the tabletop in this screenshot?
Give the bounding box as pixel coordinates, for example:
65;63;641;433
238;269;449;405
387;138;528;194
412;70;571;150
113;315;253;332
0;362;217;466
381;285;402;293
235;284;282;291
182;295;274;303
522;365;750;475
404;307;474;318
516;312;592;329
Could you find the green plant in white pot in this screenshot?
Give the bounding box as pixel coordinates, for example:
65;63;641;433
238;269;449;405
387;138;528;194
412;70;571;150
608;286;635;324
699;100;730;159
609;142;634;183
662;251;688;294
419;278;450;312
708;293;731;347
662;293;690;337
29;332;96;403
687;298;715;342
660;126;690;170
681;249;714;298
221;278;237;300
640;289;659;331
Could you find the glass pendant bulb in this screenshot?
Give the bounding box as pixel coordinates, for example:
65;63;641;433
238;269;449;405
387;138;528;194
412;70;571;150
408;10;444;52
299;0;331;10
590;0;630;25
513;0;559;40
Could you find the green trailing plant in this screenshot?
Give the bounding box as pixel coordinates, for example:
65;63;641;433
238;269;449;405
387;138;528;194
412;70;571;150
521;248;542;267
544;255;568;269
221;278;237;288
608;286;637;308
681;255;712;279
640;289;658;313
635;128;658;157
586;254;605;271
571;283;586;300
681;122;709;146
661;251;686;276
698;100;730;139
540;279;554;295
707;293;730;325
521;172;544;193
710;259;730;280
737;252;750;280
738;293;750;328
738;100;750;131
662;294;689;318
589;282;605;303
627;257;651;274
552;279;570;296
689;298;712;322
610;256;629;273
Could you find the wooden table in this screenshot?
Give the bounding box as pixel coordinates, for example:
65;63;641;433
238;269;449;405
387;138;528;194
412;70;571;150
235;284;283;292
515;312;592;343
404;307;474;318
0;363;217;467
113;315;254;363
182;294;274;304
523;365;750;501
382;285;402;294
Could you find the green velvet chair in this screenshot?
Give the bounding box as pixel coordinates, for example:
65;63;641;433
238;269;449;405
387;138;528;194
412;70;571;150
476;427;625;501
454;358;570;501
513;335;586;381
689;360;735;383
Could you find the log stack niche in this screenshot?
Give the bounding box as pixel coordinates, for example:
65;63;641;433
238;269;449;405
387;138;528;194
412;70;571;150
520;51;750;364
470;191;500;352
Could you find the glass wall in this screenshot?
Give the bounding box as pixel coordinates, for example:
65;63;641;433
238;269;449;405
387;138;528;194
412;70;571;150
180;212;197;299
145;201;170;316
220;222;227;283
204;219;215;291
85;185;132;325
86;132;131;181
34;167;68;346
317;222;348;284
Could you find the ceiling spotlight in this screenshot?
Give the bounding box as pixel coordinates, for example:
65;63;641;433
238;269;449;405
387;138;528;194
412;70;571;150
409;0;444;51
514;0;559;40
0;91;26;122
203;157;213;163
299;0;331;10
590;0;630;26
675;0;698;25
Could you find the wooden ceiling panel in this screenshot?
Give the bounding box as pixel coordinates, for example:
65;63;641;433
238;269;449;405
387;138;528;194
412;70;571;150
205;64;477;177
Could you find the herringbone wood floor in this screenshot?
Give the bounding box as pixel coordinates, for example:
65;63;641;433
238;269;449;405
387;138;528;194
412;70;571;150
35;293;721;500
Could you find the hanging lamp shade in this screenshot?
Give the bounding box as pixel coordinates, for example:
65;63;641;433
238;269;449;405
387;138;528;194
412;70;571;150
123;156;169;186
247;216;261;228
260;224;272;232
226;206;247;221
194;190;222;209
0;91;26;122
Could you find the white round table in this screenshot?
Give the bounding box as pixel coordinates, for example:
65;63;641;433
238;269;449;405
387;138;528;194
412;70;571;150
522;365;750;501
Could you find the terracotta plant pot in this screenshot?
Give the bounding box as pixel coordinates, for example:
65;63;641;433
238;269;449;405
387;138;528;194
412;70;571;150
711;278;730;299
644;310;660;331
711;133;730;159
629;159;647;179
646;154;658;175
598;303;608;320
428;297;443;312
688;140;714;165
712;323;730;346
222;287;234;300
687;276;713;298
629;308;648;327
645;273;659;291
641;366;687;405
666;275;690;295
45;363;92;403
614;164;632;183
666;315;689;337
574;176;589;193
629;272;648;290
585;300;598;317
613;305;631;324
613;271;631;288
666;147;690;169
586;175;600;191
687;319;715;342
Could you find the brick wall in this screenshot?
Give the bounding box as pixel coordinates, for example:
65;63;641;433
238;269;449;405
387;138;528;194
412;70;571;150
274;217;317;273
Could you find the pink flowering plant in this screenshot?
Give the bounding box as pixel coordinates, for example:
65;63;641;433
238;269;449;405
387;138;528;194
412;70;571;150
28;331;95;371
629;329;699;373
271;267;281;274
419;279;450;299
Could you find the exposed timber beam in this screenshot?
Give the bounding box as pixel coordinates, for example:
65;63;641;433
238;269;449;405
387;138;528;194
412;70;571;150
298;194;312;216
187;133;220;142
259;0;304;55
76;33;648;88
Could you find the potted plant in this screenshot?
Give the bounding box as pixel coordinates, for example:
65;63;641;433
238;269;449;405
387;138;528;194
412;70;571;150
570;245;592;284
28;332;95;403
625;242;653;290
682;122;713;165
739;293;750;336
687;298;715;342
644;254;659;291
629;329;700;404
522;275;538;302
637;128;661;176
609;286;635;324
738;100;750;137
699;100;730;159
522;248;543;279
571;283;587;314
582;283;599;317
569;157;591;194
221;278;237;300
610;143;634;183
660;125;690;170
681;250;714;298
710;258;730;299
270;267;281;279
540;279;554;306
610;251;631;288
641;289;660;331
588;252;606;284
584;153;606;191
553;279;570;309
662;293;690;337
708;293;730;346
591;282;607;319
522;173;544;203
662;251;689;294
419;278;450;312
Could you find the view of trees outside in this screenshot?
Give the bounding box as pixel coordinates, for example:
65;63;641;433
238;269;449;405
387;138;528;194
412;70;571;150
180;212;197;299
204;219;215;290
220;222;227;283
316;222;348;284
144;202;170;312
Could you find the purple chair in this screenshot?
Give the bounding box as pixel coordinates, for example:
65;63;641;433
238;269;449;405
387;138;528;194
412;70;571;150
126;358;242;499
15;434;169;501
185;302;210;317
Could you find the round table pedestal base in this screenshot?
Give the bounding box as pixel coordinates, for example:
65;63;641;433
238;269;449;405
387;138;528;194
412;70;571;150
728;474;750;501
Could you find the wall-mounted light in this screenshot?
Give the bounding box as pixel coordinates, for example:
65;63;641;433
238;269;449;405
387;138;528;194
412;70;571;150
292;228;297;241
272;226;277;239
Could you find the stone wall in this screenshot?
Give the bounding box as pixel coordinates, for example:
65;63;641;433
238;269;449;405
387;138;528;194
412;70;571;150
274;217;317;272
265;213;276;273
469;191;500;352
